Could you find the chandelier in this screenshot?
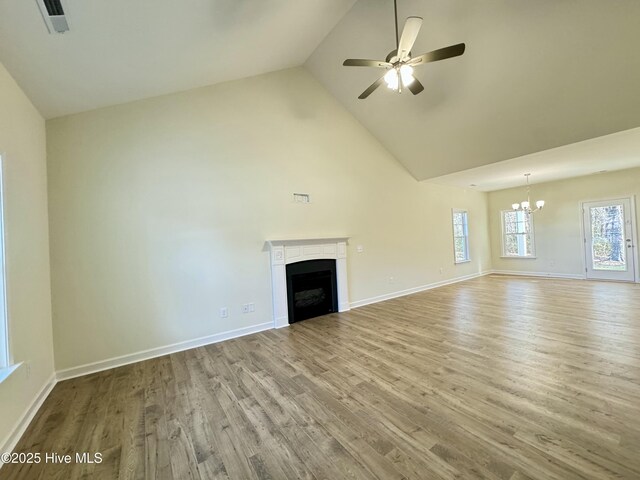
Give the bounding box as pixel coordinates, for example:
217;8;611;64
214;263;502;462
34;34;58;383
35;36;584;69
512;173;545;213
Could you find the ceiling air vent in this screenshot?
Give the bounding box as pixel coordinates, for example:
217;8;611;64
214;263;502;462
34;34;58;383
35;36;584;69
36;0;69;34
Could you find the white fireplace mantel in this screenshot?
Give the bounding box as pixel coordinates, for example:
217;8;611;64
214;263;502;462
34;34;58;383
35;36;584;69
266;237;350;328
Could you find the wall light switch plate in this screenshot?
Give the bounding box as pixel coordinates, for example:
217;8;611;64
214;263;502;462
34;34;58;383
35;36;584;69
219;307;229;318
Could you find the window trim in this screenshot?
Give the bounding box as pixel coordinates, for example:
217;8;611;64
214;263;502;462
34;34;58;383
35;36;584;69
452;208;470;264
0;154;8;370
501;209;536;258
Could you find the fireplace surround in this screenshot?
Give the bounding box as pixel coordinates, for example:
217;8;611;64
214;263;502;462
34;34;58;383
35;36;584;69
267;237;350;328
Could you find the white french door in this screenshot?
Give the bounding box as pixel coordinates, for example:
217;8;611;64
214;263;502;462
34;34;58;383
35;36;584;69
582;197;637;282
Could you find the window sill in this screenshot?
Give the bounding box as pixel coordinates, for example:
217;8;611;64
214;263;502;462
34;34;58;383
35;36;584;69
500;256;537;259
454;260;471;264
0;362;22;384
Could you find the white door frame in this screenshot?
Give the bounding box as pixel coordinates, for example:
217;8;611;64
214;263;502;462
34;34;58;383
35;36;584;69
579;195;639;283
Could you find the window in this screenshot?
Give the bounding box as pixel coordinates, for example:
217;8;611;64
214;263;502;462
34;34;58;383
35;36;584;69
501;209;535;257
452;209;470;263
0;154;7;370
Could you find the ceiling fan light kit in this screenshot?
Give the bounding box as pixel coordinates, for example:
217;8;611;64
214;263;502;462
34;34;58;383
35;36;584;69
343;0;465;99
384;64;415;90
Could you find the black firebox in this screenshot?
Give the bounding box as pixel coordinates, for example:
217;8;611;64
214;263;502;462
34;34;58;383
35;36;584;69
286;259;338;324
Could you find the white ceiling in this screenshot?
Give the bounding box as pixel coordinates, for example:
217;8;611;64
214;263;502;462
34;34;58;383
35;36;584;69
2;0;640;185
427;127;640;192
306;0;640;180
0;0;356;118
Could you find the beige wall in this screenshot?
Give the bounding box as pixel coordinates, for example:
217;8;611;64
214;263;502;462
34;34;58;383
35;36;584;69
47;67;491;371
489;168;640;277
0;63;54;448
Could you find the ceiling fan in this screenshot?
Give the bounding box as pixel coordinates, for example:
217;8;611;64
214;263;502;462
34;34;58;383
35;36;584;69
343;0;466;99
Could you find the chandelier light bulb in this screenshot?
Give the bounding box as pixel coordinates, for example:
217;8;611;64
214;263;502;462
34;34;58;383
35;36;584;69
399;65;415;86
512;203;521;210
521;201;530;210
536;200;545;209
384;69;399;90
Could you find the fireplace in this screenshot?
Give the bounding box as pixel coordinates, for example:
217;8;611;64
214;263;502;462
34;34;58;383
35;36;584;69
286;259;338;323
267;237;350;328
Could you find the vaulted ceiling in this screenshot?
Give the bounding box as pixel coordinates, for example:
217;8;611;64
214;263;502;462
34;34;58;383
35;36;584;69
1;0;640;183
306;0;640;180
0;0;356;118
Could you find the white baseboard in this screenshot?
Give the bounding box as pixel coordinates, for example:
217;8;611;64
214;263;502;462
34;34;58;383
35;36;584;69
59;272;496;382
350;270;492;309
56;321;273;381
491;270;585;280
0;373;57;466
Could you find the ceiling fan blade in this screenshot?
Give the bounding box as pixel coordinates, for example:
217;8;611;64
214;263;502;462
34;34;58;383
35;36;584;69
343;59;392;68
408;43;466;66
358;74;386;100
406;77;424;95
397;16;423;61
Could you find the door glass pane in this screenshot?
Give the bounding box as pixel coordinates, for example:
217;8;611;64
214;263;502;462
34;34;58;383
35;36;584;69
590;205;626;271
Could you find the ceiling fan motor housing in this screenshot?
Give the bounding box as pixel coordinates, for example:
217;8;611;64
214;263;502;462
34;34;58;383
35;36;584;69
386;50;401;63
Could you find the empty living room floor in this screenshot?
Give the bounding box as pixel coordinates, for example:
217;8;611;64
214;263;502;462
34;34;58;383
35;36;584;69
3;274;640;480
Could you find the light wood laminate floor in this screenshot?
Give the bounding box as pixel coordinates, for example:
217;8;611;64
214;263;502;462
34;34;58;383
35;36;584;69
3;275;640;479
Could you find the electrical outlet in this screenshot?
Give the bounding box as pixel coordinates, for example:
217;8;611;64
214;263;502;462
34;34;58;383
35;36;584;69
241;303;255;313
439;267;444;274
219;307;229;318
356;245;364;253
388;276;395;284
